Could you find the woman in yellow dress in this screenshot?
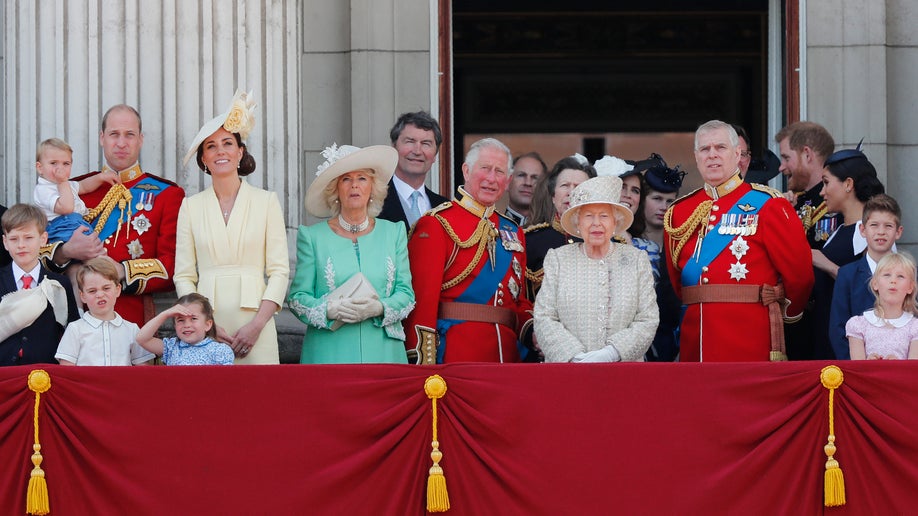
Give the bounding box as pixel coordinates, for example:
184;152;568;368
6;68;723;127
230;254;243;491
175;90;289;364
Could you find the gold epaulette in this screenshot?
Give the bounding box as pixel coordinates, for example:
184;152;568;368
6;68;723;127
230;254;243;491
408;201;453;239
523;222;549;234
428;201;452;216
750;183;782;197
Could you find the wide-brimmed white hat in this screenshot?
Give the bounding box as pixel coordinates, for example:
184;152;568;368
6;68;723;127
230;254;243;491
305;143;397;217
182;89;257;167
559;175;634;237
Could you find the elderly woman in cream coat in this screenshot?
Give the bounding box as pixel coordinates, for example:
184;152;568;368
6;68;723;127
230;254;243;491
534;175;658;362
175;91;289;364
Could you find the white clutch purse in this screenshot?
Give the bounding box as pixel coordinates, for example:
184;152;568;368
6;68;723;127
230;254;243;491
327;272;379;331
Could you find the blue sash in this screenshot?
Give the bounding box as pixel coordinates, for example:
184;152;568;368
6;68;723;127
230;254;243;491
681;189;769;286
436;217;519;362
93;176;170;241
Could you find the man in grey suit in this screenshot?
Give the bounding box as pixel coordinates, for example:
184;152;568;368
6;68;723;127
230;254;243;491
378;111;448;230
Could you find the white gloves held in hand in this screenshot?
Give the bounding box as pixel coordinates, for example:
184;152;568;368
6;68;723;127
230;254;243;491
327;297;383;324
571;345;621;363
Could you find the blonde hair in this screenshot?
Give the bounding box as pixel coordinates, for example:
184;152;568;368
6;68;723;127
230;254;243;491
322;168;388;218
36;138;73;162
76;257;122;290
871;251;918;317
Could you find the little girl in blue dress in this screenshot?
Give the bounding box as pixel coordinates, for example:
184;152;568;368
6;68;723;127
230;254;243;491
135;293;234;365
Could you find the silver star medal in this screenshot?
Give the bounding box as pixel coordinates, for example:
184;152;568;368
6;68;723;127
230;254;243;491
508;276;520;300
729;236;749;259
127;239;144;259
131;213;152;235
728;261;748;281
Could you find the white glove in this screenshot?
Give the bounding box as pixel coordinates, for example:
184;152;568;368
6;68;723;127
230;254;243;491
571;345;621;363
327;298;358;322
338;297;383;323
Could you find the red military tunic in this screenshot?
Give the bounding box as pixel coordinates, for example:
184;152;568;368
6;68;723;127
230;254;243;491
405;188;533;363
75;164;184;325
664;173;813;361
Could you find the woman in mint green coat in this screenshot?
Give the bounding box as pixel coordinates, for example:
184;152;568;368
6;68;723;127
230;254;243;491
289;144;415;363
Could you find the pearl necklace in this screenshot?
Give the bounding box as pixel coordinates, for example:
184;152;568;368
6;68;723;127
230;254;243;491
338;214;369;233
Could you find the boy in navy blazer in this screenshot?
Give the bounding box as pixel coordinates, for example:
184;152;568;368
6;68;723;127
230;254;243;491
830;194;903;359
1;204;79;366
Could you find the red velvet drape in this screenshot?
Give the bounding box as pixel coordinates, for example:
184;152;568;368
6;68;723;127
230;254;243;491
2;362;917;515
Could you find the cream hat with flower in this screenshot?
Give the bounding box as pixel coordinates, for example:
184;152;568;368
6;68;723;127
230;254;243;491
559;175;634;236
182;89;257;167
305;143;397;218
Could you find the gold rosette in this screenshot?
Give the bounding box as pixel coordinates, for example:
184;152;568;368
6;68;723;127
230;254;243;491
222;89;256;140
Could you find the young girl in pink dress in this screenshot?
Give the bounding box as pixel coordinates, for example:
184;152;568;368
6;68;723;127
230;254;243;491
846;252;918;360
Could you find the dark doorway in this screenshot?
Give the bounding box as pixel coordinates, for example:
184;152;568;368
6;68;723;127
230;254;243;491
452;0;770;190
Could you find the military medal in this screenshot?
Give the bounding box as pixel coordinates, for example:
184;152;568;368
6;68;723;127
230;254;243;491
729;236;749;259
500;228;524;252
131;213;152;235
127;239;144;259
728;261;749;281
816;216;837;242
144;192;154;211
508;276;520;300
512;257;522;279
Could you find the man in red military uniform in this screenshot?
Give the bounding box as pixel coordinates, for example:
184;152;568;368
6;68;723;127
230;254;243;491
406;138;533;363
43;105;184;325
664;120;813;361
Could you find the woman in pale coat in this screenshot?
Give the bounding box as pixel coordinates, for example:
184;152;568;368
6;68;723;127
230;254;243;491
287;144;415;364
534;175;658;362
175;90;289;364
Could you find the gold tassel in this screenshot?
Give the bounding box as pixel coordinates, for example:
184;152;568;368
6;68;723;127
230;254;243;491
820;365;845;507
424;375;450;512
26;370;52;515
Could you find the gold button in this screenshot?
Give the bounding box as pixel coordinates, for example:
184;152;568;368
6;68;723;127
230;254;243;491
497;299;504;306
709;215;717;221
702;266;709;272
702;278;709;284
712;205;720;212
707;224;714;231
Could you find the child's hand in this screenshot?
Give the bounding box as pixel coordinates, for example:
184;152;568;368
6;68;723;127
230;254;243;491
163;304;195;318
867;353;884;360
46;166;72;184
98;168;122;186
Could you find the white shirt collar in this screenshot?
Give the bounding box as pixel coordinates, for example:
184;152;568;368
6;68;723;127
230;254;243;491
392;174;424;200
12;262;41;288
81;311;124;328
392;174;431;213
866;253;879;274
864;309;914;328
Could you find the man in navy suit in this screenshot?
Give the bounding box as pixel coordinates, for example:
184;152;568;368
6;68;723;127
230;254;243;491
1;204;79;366
829;194;903;359
378;111;448;230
